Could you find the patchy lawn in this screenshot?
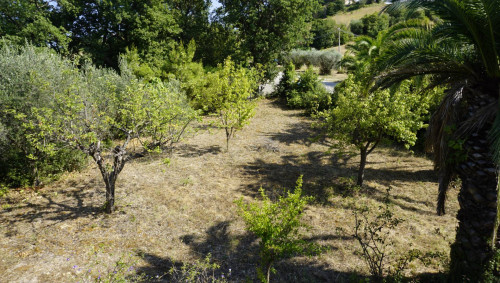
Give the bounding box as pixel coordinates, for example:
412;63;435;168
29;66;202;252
0;99;457;282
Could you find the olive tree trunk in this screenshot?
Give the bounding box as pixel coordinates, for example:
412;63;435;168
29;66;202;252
84;138;130;214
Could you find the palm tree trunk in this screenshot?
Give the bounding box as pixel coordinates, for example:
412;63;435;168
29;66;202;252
449;95;499;280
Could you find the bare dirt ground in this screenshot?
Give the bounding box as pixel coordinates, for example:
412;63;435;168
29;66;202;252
0;99;458;282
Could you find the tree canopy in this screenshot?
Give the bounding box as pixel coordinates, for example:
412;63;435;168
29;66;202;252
217;0;320;77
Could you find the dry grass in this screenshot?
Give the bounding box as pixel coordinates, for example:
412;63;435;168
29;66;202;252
0;99;458;282
325;45;349;56
331;3;387;26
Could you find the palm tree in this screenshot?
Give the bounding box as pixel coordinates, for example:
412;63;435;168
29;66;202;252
375;0;500;280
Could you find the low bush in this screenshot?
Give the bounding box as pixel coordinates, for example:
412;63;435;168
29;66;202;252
318;51;342;75
274;64;332;115
351;188;448;282
287;68;332;113
353;189;403;280
235;176;318;283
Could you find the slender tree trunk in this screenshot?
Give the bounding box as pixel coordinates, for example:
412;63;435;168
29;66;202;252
357;147;368;186
225;127;233;152
104;177;116;214
449;94;500;281
86;141;129;214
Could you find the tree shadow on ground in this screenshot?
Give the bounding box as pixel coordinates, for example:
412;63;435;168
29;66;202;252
364;166;437;185
176;144;222;158
133;252;181;282
129;230;446;283
242;129;438;215
180;220;259;281
263;115;332;148
241;152;437;216
0;179;102;237
176;220;360;282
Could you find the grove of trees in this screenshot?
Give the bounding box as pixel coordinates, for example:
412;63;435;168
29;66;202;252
2;0;500;281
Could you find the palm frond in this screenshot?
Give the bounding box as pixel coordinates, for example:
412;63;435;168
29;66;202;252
426;85;465;215
437;166;454;215
456;89;497;138
426;85;464;169
391;0;500;77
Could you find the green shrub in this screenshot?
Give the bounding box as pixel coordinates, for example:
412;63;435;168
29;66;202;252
302;50;321;67
0;44;89;187
350;19;364;35
274;61;297;99
236;176;318;283
138;79;200;153
287;67;332;114
287;50;306;69
318;51;342;75
287;49;342;73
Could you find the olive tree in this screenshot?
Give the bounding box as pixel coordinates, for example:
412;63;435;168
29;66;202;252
29;58;197;213
0;44;87;187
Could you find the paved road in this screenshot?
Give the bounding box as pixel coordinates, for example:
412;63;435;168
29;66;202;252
321;81;340;92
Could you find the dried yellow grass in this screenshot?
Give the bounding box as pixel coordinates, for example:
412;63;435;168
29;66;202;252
0;99;457;282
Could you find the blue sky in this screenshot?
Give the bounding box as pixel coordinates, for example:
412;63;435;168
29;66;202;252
210;0;222;12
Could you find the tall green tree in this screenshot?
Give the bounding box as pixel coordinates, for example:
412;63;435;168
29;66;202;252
377;0;500;280
55;0;180;69
310;19;351;50
170;0;211;61
217;0;320;78
0;0;69;51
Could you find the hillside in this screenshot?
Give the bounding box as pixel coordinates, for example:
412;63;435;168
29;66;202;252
331;3;388;26
0;99;457;282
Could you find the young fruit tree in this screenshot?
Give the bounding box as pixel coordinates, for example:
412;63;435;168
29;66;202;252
205;57;259;151
316;76;436;186
235;176;318;283
29;62;197;213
